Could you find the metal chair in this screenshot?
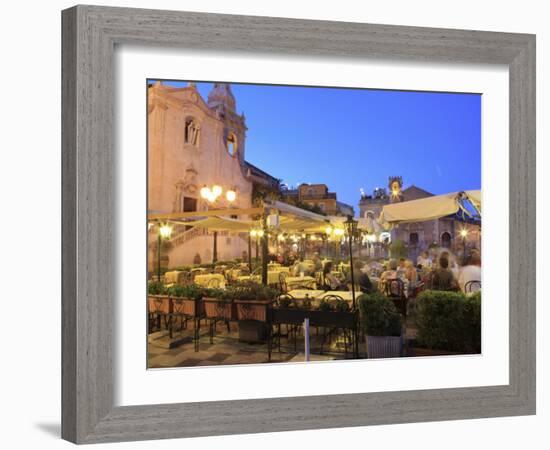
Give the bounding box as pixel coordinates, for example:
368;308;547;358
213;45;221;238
206;277;223;288
317;294;352;355
464;280;481;294
384;278;408;318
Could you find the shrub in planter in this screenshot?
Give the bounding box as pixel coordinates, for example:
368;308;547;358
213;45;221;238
415;290;481;353
463;291;481;353
147;281;170;320
148;280;166;295
358;292;402;337
229;282;277;323
166;284;204;316
358;292;403;358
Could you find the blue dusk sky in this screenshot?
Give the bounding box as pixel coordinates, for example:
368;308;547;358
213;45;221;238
154;80;481;210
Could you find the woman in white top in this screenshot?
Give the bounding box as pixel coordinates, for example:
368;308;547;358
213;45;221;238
458;252;481;293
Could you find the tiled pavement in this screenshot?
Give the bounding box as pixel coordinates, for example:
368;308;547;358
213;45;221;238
148;321;353;368
148;316;419;369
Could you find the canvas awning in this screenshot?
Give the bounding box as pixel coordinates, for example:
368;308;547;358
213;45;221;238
379;191;481;226
174;216;255;232
465;190;482;215
149;200;332;233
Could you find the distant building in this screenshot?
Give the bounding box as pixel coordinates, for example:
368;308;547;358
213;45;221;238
282;183;354;216
359;176;481;261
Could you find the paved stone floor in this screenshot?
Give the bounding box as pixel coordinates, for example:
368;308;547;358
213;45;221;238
147;315;419;369
148;321;358;368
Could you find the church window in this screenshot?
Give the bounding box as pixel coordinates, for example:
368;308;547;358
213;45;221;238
409;232;419;245
226;132;238;156
184;117;200;146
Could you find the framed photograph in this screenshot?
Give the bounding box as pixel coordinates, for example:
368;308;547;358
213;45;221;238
62;5;536;444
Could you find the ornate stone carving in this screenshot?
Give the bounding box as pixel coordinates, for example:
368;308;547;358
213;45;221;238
172;165;199;211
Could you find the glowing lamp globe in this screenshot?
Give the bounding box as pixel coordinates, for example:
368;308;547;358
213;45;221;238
159;224;172;239
212;185;223;197
226;190;236;202
200;186;210;199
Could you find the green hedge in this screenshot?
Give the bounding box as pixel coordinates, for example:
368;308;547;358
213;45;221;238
415;290;481;353
358;292;402;337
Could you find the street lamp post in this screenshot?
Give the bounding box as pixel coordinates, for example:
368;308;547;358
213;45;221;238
344;215;359;358
200;184;237;263
344;216;358;310
157;223;172;283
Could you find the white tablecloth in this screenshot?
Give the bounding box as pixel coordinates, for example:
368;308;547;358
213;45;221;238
194;273;226;288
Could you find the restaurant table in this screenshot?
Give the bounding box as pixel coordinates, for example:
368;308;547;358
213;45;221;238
269;266;290;273
284;276;317;289
236;275;261;283
225;268;243;280
194;273;226;288
164;270;182;284
238;270;288;285
287;289;325;300
287;289;355;306
317;290;354;302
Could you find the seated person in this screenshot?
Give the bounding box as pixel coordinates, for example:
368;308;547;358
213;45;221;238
347;260;373;293
404;260;418;284
416;251;432;269
458;252;481;293
380;258;399;282
429;255;459;291
312;253;323;272
322;262;346;290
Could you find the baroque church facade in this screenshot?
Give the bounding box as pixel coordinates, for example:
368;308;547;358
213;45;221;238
148;81;269;267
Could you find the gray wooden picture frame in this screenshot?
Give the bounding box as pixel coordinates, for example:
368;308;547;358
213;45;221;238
61;5;536;444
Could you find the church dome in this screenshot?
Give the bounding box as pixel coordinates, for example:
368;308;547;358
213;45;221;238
207;83;236;112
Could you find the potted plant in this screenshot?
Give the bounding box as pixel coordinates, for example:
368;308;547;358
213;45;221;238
231;281;277;343
201;287;232;320
358;292;403;358
147;281;170;332
413;290;481;355
167;284;204;317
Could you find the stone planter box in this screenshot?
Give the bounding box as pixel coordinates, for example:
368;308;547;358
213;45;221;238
234;299;273;343
171;296;204;317
235;299;272;322
147;295;171;314
202;297;235;321
365;335;403;359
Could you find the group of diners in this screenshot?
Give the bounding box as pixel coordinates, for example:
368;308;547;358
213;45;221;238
160;246;481;301
377;249;482;297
